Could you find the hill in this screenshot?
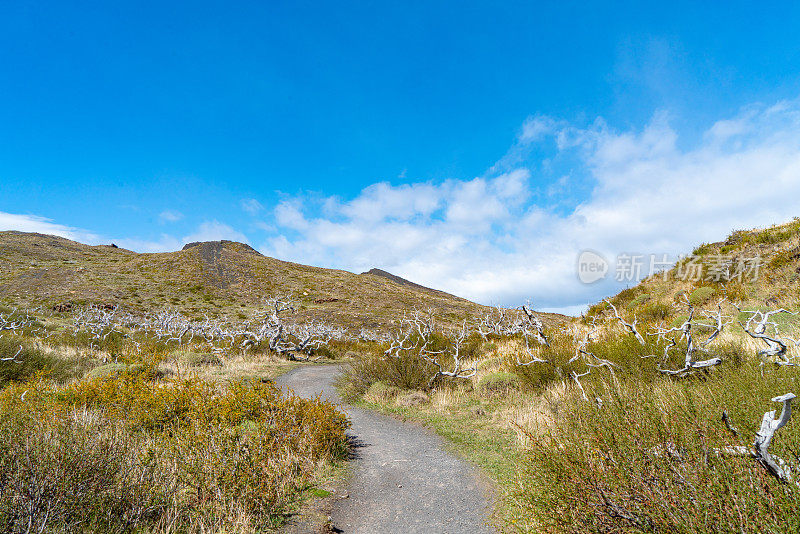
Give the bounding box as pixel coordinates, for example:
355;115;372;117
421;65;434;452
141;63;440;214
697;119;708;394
0;231;563;329
591;217;800;322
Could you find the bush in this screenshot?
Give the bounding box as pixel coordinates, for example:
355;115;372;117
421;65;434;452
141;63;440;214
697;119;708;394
638;301;671;321
341;350;439;398
688;286;716;306
512;332;579;391
626;293;651;309
396;390;430;407
0;373;350;531
477;372;520;397
341;331;484;395
768;250;794;270
55;328;129;353
724;281;748;303
0;410;173;533
512;362;800;533
692;242;715;255
0;337;73;387
86;362;149;379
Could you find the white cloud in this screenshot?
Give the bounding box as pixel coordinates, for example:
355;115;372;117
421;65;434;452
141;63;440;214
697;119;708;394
114;234;183;253
0;212;103;244
158;210;183;223
520;115;559;142
252;220;276;232
183;220;249;244
263;98;800;312
274;200;310;230
241;198;264;215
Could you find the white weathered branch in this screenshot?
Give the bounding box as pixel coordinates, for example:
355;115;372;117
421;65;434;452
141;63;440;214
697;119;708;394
754;392;796;483
605;299;645;345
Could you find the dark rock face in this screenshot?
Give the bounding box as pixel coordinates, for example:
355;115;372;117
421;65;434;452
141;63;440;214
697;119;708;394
52;302;74;313
181;240;262;256
180;240;263;290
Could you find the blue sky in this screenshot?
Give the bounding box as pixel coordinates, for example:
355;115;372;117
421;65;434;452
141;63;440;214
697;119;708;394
3;1;800;313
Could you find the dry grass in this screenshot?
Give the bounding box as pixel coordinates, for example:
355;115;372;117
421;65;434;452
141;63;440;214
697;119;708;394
159;348;299;384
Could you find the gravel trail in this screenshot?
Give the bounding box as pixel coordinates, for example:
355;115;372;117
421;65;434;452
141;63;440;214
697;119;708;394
276;365;494;534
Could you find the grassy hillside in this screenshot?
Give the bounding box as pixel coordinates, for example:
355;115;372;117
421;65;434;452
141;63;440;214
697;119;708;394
0;231;513;329
592;217;800;323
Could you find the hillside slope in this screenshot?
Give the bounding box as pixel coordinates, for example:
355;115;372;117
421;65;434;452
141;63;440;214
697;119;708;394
0;231;561;329
592;217;800;322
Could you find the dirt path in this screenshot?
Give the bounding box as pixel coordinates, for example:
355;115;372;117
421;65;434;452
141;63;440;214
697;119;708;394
276;365;495;534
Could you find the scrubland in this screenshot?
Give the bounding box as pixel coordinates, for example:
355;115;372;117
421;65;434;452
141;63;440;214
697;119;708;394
1;219;799;533
340;220;800;533
0;308;350;533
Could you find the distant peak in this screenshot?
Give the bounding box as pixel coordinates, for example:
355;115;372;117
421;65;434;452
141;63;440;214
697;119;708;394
362;268;459;299
181;240;261;256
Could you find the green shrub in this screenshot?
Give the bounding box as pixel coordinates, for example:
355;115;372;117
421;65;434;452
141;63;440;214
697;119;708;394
512;362;800;533
638;301;671;321
341;350;440;397
768;250;794;269
755;227;794;244
340;331;485;396
512;332;580;391
626;293;651;309
86;362;141;379
609;287;642;308
477;372;520;397
0;337;72;387
0;410;173;533
724;281;748;303
688;286;716;305
692;242;715;255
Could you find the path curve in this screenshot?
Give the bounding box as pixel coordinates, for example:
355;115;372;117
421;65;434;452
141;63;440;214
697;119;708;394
276;365;494;534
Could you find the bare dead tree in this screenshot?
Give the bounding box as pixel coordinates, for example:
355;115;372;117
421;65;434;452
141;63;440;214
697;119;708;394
698;298;731;347
384;311;476;386
564;321;617;403
474;306;513;339
0;345;23;363
520;304;549;347
420;321;477;388
512;304;551;366
653;299;724;376
755;393;796;483
718;393;797;485
571;370;591;401
736;306;799;367
516;332;549;366
605;299;645;345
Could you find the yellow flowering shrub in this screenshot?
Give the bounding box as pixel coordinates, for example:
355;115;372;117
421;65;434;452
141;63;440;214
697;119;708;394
0;371;349;532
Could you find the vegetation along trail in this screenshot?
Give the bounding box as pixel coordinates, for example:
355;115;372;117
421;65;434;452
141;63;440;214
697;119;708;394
276;365;495;534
